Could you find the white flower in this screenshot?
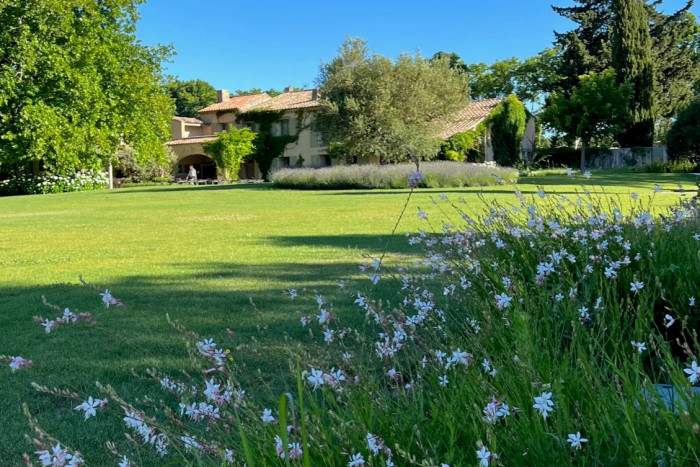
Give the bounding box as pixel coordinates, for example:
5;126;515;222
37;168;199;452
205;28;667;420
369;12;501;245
261;408;275;423
654;184;662;193
9;356;32;372
348;452;365;466
476;446;492;466
690;297;696;307
307;369;324;389
567;432;588;450
75;396;103;420
631;341;646;353
533;391;554;419
494;292;512;310
118;455;132;467
630;281;644;293
100;289;113;307
684;361;700;384
438;375;449;387
664;314;675;328
566;167;574;177
583;171;592;179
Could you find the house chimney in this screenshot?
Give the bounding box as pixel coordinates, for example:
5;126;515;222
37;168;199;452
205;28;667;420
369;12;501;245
284;86;294;93
217;89;230;103
311;89;318;101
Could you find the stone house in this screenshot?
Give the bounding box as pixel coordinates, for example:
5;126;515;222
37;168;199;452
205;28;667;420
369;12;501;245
166;90;534;179
438;97;536;162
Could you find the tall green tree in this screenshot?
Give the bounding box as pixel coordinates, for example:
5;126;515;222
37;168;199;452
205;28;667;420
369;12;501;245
485;95;527;167
0;0;174;175
612;0;655;146
165;79;217;118
550;0;699;134
541;69;632;168
202;127;256;180
648;4;700;128
316;38;470;163
551;0;612;88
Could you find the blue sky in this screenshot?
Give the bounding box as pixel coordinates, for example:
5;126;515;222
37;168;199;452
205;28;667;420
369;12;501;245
135;0;692;92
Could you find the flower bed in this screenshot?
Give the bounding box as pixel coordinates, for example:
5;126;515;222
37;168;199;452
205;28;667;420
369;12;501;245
0;170;108;196
271;161;518;189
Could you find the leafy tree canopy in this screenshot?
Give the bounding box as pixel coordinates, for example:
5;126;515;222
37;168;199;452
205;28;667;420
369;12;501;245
202;127;256;179
316;38;470;163
550;0;700;134
0;0;174;175
541;69;632;168
666;97;700;161
235;88;282;97
431;50;559;111
165;79;217;118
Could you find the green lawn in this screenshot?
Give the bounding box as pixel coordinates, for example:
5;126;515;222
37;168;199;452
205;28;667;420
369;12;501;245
0;173;696;463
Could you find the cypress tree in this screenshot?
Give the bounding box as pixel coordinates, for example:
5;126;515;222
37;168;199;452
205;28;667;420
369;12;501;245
612;0;655;147
550;0;612;95
550;0;698;133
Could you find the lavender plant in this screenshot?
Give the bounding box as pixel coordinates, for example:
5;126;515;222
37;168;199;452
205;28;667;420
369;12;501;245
271;162;518;190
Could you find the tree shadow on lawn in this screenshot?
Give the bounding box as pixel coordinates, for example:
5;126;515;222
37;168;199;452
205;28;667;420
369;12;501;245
107;183;273;195
265;233;419;254
1;257;400;463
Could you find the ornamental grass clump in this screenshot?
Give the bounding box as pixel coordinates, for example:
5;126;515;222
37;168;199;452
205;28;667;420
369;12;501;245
13;181;700;466
271;161;518;190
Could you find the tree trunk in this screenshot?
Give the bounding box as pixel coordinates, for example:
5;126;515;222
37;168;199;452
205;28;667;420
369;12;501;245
580;140;587;170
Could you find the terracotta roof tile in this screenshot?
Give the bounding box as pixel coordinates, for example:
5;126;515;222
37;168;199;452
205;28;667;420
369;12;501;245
173;116;204;125
199;93;273;113
166;135;218;146
256;89;320;111
438;98;504;139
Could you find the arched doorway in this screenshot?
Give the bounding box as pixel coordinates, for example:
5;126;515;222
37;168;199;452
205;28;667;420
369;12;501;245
177;154;217;180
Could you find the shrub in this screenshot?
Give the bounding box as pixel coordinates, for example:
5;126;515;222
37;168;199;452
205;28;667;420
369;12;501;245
270;162;518;190
0;170;108;197
667;98;700;162
116;146;176;183
16;186;700;466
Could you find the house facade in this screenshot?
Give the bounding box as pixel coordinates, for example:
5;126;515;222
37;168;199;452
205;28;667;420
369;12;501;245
167;88;336;180
166;91;534;179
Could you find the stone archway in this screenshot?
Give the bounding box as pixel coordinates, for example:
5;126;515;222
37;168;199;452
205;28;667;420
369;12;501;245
178;154;217;180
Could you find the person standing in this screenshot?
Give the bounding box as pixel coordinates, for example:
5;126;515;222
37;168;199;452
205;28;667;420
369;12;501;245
186;165;197;183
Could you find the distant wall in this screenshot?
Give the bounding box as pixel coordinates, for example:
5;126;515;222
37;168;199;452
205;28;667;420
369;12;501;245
587;147;667;169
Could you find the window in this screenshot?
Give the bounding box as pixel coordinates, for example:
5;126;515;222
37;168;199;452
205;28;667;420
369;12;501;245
323;155;331;166
245;122;257;132
220;123;228;132
279;157;290;167
280;119;290;136
311;131;329;148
